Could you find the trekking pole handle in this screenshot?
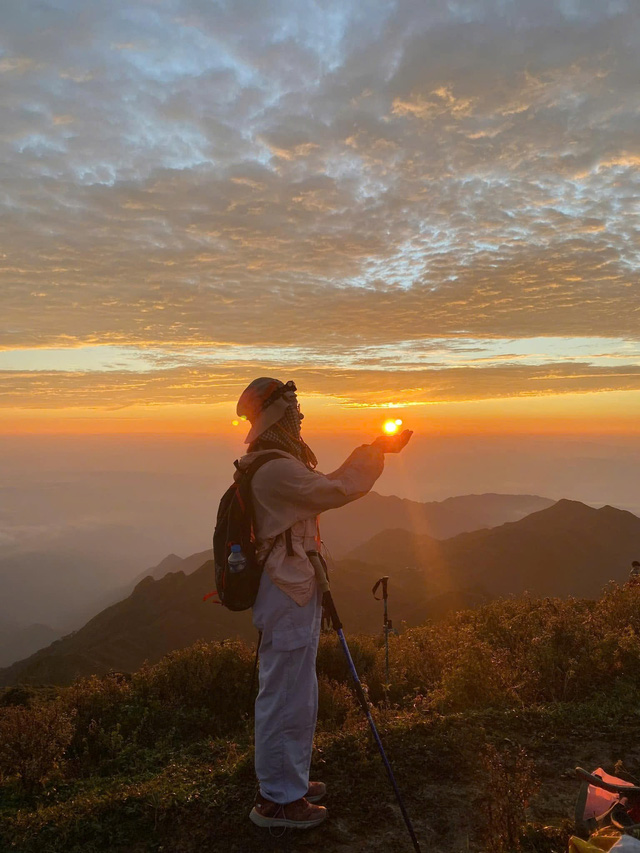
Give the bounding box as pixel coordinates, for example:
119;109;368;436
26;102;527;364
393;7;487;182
372;575;389;601
307;550;330;593
307;550;342;631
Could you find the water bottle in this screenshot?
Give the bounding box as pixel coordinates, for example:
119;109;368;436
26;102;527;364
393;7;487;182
228;544;247;574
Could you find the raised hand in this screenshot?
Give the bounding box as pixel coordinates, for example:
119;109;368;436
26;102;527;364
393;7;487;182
371;429;413;454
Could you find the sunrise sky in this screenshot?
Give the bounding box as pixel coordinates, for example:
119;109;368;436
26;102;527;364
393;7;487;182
3;0;640;638
1;0;639;440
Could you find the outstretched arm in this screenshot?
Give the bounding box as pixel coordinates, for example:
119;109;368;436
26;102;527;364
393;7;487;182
252;433;413;535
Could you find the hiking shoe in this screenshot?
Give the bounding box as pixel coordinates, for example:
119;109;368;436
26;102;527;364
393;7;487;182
306;781;326;803
249;793;327;829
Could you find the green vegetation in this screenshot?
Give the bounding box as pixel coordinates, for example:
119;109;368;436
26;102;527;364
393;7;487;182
3;583;640;852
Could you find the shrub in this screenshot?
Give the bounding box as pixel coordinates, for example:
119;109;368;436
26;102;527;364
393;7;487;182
7;584;640;793
0;701;76;792
64;671;133;767
316;676;357;730
317;633;378;685
132;640;256;738
60;642;257;771
0;685;40;708
475;742;539;853
380;591;640;711
436;639;515;712
384;625;445;705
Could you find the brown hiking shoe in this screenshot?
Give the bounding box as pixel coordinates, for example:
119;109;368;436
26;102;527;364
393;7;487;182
249;793;327;829
306;781;326;803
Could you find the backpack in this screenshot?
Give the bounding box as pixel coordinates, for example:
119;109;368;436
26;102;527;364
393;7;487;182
212;452;287;611
575;766;640;839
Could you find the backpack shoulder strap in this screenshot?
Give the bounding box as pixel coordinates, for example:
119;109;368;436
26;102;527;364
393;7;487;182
236;451;287;526
238;452;294;556
285;527;294;557
236;451;288;483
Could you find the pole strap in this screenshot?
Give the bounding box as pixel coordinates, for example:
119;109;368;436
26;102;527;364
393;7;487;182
285;527;295;557
307;550;342;630
372;576;389;601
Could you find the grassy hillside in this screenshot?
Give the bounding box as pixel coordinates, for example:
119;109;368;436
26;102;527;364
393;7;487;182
3;582;640;852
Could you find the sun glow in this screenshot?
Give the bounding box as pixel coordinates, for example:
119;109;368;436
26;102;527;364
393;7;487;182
383;418;403;434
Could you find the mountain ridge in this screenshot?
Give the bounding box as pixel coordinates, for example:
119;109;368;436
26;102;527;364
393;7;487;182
2;498;638;687
319;490;554;555
350;499;640;599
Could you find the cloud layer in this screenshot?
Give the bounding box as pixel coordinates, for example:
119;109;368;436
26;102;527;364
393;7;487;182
1;0;639;408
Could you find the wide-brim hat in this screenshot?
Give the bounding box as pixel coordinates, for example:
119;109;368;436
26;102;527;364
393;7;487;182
237;377;298;444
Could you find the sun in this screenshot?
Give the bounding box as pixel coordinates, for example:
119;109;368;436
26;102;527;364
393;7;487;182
383;418;403;435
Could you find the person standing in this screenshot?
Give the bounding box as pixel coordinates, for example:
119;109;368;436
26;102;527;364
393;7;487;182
234;377;412;830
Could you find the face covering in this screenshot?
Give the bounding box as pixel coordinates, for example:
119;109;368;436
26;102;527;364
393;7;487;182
251;403;318;469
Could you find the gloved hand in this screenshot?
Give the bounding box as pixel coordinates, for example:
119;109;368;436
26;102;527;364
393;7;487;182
371;429;413;454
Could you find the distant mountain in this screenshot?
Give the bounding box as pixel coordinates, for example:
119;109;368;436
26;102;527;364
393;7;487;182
0;622;60;668
129;550;214;586
126;493;552;579
58;551;217;633
0;548;139;634
0;560;250;687
0;491;552;636
2;499;637;688
0;469;224;631
0;555;469;687
320;492;554;556
72;491;552;626
349;500;640;599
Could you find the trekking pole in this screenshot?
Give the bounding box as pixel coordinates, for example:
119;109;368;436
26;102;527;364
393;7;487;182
372;576;391;701
308;551;421;853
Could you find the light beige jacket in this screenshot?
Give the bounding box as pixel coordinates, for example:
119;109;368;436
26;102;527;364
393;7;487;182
235;445;385;606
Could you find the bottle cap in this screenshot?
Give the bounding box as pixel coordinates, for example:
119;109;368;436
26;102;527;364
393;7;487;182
230;544;242;552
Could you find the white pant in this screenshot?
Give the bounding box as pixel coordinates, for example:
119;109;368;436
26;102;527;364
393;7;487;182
252;570;322;804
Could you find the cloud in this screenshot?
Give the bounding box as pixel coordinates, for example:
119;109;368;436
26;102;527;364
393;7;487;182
1;0;639;407
3;358;640;410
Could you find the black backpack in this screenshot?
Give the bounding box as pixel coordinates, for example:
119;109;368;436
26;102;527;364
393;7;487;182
212;452;286;611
